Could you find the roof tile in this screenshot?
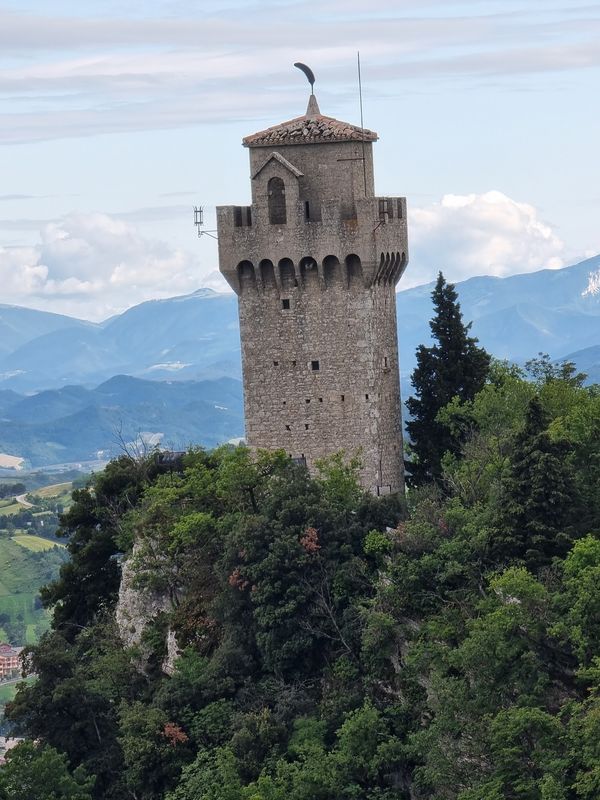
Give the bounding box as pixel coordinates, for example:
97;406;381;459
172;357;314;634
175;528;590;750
243;96;377;148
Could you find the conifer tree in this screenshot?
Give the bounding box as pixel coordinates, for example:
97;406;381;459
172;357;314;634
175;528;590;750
405;272;490;486
491;396;577;571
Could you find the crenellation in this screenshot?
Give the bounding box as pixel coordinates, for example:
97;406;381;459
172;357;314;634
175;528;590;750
217;89;408;493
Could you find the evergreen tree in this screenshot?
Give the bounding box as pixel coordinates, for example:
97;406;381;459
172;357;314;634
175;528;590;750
491;396;577;571
405;272;490;486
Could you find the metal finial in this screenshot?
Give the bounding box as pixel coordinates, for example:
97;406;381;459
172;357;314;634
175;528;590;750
294;62;315;94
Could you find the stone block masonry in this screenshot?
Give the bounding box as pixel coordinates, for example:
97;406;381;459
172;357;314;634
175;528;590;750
217;91;408;494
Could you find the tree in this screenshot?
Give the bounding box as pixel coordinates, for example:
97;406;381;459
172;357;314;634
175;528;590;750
405;272;490;487
41;455;159;637
0;741;95;800
491;397;578;571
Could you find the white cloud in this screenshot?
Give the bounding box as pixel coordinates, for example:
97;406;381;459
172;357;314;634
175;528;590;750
407;190;566;287
0;4;598;143
0;192;574;319
0;212;228;320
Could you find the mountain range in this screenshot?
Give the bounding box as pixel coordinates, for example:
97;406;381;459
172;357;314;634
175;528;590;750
0;255;599;467
0;375;243;467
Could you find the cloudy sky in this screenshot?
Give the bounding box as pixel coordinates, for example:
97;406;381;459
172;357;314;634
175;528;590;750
0;0;599;320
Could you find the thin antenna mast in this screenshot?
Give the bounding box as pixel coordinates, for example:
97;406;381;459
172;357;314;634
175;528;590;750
357;51;367;196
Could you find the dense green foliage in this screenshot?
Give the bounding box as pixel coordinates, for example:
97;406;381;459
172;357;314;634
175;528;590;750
406;272;490;486
0;741;94;800
2;359;599;799
0;532;66;645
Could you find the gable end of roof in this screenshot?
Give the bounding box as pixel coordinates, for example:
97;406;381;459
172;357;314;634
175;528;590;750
251;151;304;180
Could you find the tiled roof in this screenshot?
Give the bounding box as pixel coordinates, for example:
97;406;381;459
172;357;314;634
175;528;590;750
243;94;377;148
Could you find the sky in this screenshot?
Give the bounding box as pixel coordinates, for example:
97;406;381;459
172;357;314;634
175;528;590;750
0;0;599;320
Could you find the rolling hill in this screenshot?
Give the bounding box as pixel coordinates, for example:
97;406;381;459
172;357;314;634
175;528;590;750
0;255;599;467
0;375;244;467
0;256;599;395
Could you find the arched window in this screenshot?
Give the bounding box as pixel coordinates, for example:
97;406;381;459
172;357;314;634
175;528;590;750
259;259;276;290
279;258;296;290
345;254;363;286
268;177;287;224
237;260;256;293
323;255;341;288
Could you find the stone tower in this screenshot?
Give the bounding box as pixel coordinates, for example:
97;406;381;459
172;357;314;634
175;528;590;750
217;89;408;494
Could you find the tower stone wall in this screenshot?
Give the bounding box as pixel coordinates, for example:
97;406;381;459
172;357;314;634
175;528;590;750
217;94;408;493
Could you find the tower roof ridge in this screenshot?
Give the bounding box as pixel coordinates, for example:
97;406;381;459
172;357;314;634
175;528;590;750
243;97;378;148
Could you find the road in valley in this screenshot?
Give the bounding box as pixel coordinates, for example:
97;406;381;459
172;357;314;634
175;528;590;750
15;494;33;508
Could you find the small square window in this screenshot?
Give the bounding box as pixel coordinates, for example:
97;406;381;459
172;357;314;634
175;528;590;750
305;398;310;404
273;360;279;366
318;397;323;403
282;298;290;310
311;360;320;371
285;425;291;431
292;360;297;366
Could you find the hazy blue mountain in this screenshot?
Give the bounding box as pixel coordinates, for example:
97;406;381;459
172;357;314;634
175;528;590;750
0;289;240;392
0;389;22;417
559;345;600;384
0;375;244;467
0;303;91;359
0;254;599;394
395;254;600;378
1;255;599;467
0;256;600;406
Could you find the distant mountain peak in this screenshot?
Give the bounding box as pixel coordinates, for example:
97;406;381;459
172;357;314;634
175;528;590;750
582;268;600;299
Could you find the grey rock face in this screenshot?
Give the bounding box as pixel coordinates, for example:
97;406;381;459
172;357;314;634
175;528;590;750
115;542;181;675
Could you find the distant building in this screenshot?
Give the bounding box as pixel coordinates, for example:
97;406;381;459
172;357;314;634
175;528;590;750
0;643;22;679
217;81;408;493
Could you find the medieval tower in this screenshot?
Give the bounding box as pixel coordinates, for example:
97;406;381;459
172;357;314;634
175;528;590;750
217;76;408;494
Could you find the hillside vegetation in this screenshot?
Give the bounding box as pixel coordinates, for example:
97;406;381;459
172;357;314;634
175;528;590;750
2;349;599;799
0;535;65;645
2;275;600;799
0;481;72;647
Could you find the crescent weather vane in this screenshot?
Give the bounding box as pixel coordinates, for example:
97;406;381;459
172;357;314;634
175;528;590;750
293;62;315;94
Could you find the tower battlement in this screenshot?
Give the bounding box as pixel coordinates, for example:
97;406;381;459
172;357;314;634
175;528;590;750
218;195;407;293
216;88;408;494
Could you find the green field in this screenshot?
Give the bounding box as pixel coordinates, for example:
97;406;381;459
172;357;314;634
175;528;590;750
0;593;39;624
0;682;17;705
12;534;65;552
0;536;64;649
0;539;47;595
31;482;72;500
0;503;21;517
0;676;36;715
